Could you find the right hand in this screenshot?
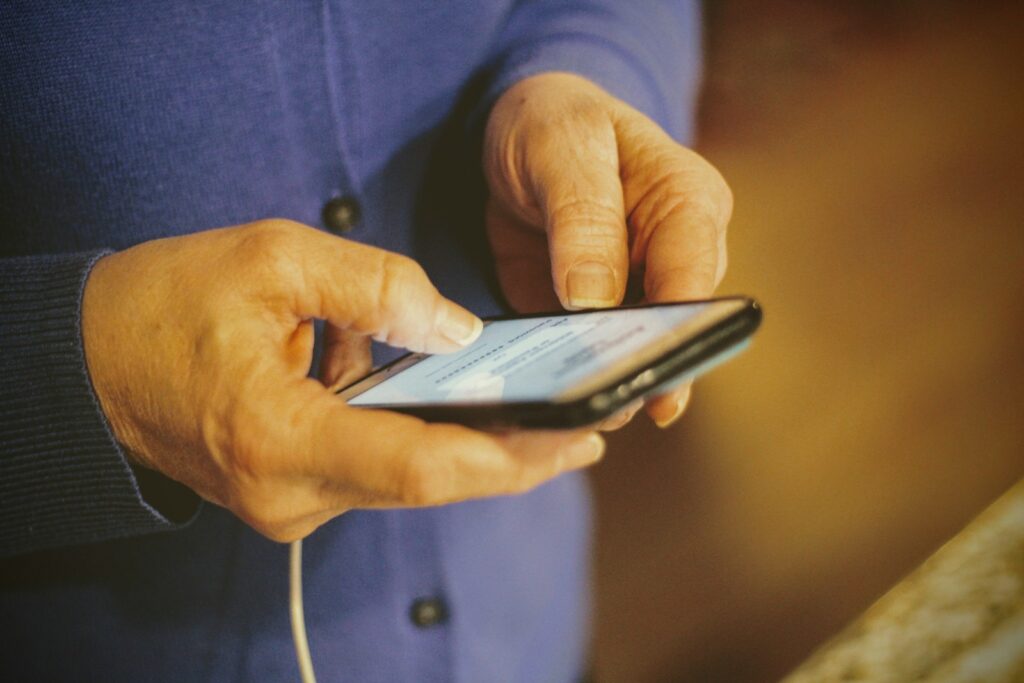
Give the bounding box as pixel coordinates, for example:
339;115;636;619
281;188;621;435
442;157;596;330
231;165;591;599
82;220;604;542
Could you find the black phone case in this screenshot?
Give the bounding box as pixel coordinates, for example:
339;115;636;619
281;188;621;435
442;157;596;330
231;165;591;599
337;297;762;430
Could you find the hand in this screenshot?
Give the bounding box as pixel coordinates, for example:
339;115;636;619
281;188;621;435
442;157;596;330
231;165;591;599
484;73;732;428
82;220;604;542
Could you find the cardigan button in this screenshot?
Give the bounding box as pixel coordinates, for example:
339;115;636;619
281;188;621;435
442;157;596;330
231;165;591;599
409;597;448;628
322;195;361;234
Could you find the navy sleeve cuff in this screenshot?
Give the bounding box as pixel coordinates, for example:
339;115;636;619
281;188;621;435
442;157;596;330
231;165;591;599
0;251;200;557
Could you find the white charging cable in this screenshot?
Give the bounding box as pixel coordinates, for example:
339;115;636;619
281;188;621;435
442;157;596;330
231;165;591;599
289;539;318;683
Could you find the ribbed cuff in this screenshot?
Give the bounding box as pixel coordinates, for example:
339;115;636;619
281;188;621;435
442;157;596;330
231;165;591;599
0;252;200;557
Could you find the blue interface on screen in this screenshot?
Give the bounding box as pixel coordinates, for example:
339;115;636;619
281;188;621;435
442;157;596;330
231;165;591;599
347;303;710;405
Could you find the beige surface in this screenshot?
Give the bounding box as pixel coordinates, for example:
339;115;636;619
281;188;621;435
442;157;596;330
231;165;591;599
591;3;1024;681
783;480;1024;682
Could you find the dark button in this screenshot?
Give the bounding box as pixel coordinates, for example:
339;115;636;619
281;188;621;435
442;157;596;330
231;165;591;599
322;195;361;234
409;597;448;629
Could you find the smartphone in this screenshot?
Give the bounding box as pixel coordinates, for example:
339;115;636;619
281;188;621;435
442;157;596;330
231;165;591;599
336;297;762;429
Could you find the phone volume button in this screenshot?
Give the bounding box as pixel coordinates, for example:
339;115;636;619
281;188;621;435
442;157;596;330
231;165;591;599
631;369;656;390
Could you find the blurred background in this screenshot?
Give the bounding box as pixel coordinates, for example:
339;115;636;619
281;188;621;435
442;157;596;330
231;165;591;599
589;1;1024;680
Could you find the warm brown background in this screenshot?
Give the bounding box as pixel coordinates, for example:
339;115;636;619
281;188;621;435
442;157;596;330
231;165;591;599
590;2;1024;681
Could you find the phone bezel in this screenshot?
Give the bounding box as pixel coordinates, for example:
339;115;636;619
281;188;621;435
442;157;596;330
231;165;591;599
335;296;762;429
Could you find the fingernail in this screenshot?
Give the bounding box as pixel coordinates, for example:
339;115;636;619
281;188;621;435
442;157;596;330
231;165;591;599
566;433;606;467
654;389;691;429
654;400;685;429
566;261;617;309
438;303;483;346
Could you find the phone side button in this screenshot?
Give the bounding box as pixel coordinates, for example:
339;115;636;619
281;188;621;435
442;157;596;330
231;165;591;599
630;369;657;390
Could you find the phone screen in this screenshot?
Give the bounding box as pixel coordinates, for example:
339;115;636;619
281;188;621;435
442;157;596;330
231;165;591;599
345;302;715;406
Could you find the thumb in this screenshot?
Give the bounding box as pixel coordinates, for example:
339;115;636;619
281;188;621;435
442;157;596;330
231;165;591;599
271;223;482;354
528;122;629;310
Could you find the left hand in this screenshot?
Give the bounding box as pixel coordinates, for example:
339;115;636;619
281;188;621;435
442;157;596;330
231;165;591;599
484;72;732;428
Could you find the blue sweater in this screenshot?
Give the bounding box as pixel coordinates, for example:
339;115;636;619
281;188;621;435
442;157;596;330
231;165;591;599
0;2;700;680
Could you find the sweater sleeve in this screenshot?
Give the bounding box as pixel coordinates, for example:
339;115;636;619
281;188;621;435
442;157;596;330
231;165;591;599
0;252;199;557
480;0;704;142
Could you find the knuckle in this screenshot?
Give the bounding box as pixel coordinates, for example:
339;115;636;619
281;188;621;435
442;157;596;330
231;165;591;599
506;459;550;497
645;176;721;242
685;194;724;231
395;430;457;506
685;156;732;226
374;252;426;310
718;174;734;216
235;220;307;280
240;219;301;254
716;251;729;285
645;258;715;297
397;458;435;506
365;252;433;346
642;150;733;234
504;462;538;496
490;437;547;497
706;167;734;226
548;199;623;237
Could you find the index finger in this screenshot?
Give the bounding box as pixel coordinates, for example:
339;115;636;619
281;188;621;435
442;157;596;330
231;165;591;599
282;379;605;508
615;122;732;302
614;120;732;425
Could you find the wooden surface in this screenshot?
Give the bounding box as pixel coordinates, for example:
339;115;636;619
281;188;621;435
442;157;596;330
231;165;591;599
590;3;1024;681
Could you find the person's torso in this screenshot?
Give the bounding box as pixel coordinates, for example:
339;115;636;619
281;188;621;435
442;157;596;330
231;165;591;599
0;3;592;680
